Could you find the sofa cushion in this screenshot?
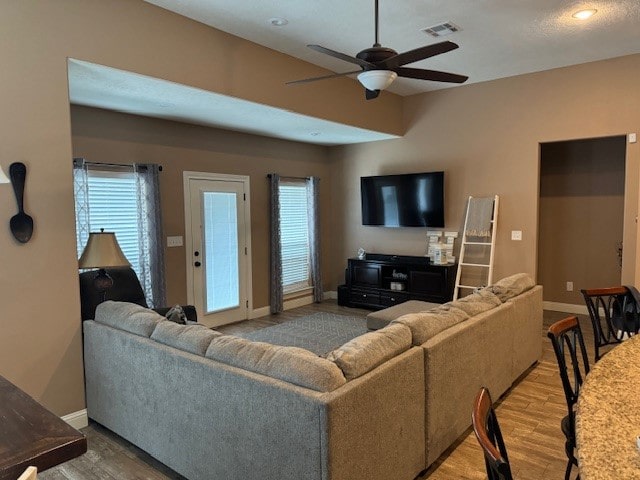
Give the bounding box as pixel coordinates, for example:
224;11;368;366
205;336;346;392
445;289;502;316
366;300;441;330
95;300;164;337
392;306;469;345
326;323;412;381
151;320;222;356
487;273;535;302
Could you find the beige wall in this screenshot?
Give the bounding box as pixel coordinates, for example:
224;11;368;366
2;0;639;418
0;0;401;416
70;105;334;308
329;54;640;291
538;136;626;304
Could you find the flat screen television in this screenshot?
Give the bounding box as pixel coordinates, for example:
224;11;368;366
361;171;444;227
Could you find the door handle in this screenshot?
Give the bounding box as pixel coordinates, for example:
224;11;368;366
194;261;201;267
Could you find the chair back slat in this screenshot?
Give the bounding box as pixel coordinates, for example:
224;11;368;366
581;286;640;361
472;387;513;480
547;316;588;480
547;316;590;429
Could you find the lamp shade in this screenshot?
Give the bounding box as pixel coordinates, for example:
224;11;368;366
78;231;130;269
357;70;398;91
0;166;9;184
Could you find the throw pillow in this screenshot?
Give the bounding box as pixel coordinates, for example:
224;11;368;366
165;304;187;325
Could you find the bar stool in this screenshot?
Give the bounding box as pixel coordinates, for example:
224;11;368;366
581;286;640;361
547;316;589;480
472;387;513;480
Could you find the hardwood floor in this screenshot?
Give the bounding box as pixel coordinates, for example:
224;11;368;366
41;302;592;480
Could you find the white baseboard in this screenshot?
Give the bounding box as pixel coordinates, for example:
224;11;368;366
62;409;88;430
251;306;270;319
543;301;588;315
284;295;313;310
251;292;337;319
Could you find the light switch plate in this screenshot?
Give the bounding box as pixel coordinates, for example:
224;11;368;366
167;236;183;247
511;230;522;241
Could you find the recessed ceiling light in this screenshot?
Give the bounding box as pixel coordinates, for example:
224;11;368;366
269;17;288;27
310;132;321;137
572;9;597;20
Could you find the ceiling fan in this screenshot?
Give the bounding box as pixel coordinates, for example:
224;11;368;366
287;0;468;100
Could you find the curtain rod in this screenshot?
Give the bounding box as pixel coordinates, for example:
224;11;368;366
73;158;163;172
266;174;310;180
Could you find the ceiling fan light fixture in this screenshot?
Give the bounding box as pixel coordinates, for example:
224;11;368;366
572;9;597;20
357;70;397;91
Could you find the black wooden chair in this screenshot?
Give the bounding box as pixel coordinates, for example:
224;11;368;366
547;316;589;480
79;267;197;322
472;387;513;480
581;286;640;361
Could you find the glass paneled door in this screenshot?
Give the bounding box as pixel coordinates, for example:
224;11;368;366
186;175;250;327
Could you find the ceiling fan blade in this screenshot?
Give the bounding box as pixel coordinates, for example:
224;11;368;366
308;44;375;69
379;41;459;69
286;70;363;85
396;67;468;84
365;89;380;100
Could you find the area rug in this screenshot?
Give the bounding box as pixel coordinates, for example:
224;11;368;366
238;312;368;356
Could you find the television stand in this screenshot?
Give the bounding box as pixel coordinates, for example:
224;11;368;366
337;254;456;310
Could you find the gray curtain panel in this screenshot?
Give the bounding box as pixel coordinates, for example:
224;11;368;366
307;177;323;303
72;159;166;307
72;158;91;258
135;163;167;308
269;173;283;313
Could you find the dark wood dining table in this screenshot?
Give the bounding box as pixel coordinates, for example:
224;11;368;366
576;334;640;479
0;375;87;480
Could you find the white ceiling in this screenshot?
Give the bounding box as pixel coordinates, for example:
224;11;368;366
69;1;640;146
145;0;640;95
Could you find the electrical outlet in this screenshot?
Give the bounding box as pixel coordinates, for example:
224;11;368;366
511;230;522;241
566;281;574;292
167;236;183;247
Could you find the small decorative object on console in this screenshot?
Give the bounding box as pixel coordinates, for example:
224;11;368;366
357;248;366;260
390;282;406;291
391;269;408;280
432;244;448;265
444;231;458;264
426;230;443;258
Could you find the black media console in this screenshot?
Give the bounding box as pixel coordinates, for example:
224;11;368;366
337;253;457;310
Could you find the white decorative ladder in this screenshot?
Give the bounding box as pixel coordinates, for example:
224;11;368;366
453;195;499;300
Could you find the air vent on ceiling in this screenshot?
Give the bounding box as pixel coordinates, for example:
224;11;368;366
422;22;461;37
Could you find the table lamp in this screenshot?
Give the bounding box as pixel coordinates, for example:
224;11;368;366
78;229;130;297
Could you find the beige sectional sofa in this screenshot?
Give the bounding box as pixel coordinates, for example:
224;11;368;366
83;273;542;480
388;274;543;465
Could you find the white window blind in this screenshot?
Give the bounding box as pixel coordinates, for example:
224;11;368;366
77;169;141;277
279;181;311;293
